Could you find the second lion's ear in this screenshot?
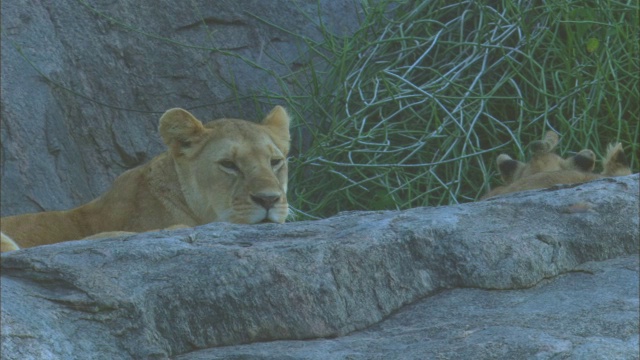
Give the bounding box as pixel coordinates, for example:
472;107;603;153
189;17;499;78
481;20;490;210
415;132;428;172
564;149;596;172
159;108;206;156
496;154;525;184
602;143;632;176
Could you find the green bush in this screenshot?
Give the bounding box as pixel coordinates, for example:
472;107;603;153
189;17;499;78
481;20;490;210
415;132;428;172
282;0;639;220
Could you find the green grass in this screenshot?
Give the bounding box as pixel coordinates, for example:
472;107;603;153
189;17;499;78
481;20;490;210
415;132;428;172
275;0;639;220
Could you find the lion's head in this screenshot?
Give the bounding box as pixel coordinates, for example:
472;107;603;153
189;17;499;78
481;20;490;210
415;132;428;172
494;131;596;185
159;106;290;224
483;133;631;199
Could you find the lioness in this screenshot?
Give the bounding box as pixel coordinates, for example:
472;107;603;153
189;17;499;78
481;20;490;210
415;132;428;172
1;106;291;251
494;131;596;185
483;142;631;199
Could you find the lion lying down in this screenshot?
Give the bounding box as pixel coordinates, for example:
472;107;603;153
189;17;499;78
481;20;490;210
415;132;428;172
1;106;291;252
483;131;632;199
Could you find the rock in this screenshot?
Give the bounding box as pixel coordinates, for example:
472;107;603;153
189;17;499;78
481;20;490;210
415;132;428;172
0;0;362;217
1;174;638;359
176;256;640;360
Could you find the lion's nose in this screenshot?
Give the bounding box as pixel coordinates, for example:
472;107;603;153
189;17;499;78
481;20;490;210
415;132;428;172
250;193;280;210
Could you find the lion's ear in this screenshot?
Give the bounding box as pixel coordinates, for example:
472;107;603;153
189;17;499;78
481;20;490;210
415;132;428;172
530;131;559;154
496;154;524;184
602;142;631;176
261;106;290;141
159;108;206;156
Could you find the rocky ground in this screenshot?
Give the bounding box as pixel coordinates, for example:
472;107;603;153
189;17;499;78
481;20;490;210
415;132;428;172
2;175;638;359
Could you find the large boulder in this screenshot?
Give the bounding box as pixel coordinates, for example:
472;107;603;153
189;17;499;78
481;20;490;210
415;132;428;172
1;174;638;359
0;0;361;217
177;256;640;360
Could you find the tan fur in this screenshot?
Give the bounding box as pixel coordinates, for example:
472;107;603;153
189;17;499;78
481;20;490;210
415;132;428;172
1;233;19;252
495;131;596;184
517;131;563;179
601;143;632;176
484;142;631;199
83;224;190;240
1;106;291;251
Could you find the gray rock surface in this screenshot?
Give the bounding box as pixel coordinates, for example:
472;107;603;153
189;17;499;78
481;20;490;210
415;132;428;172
0;0;361;216
1;174;638;359
176;256;640;360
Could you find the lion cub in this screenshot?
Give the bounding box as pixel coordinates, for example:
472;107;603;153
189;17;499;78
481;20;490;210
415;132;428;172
1;106;291;251
483;132;631;199
493;131;597;185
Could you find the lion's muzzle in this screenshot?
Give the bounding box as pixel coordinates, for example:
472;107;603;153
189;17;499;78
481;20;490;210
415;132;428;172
250;192;281;210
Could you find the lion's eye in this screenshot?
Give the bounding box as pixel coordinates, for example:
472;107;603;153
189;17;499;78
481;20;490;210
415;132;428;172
271;159;283;167
220;160;238;171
